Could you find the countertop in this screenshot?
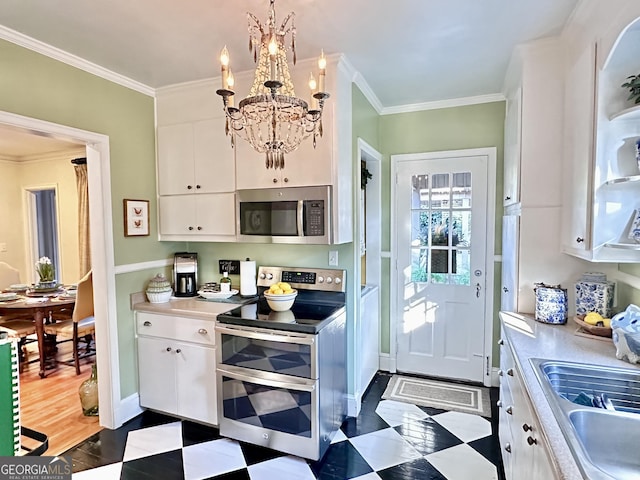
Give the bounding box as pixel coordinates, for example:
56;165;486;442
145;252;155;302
499;311;640;480
134;296;243;320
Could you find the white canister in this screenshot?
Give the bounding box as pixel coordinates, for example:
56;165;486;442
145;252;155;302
240;258;257;297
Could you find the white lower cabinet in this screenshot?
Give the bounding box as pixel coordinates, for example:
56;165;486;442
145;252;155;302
498;331;558;480
136;312;217;425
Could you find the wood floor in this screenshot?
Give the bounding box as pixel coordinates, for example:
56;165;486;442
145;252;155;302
19;341;102;455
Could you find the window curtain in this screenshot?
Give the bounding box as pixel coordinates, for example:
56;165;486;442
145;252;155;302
74;163;91;276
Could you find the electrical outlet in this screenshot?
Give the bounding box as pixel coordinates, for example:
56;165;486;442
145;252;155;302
219;260;240;274
328;250;338;266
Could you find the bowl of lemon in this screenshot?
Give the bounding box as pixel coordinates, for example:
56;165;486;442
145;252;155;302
263;282;297;311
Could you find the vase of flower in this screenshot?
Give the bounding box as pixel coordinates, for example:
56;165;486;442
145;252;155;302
35;256;56;287
78;364;99;416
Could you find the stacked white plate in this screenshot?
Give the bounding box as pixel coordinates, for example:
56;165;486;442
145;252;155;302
0;292;19;301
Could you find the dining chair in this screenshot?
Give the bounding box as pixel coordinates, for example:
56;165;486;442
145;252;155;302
44;270;95;375
0;321;38;372
0;262;32;324
0;262;20;290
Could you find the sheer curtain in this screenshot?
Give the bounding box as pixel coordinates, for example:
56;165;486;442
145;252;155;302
73;159;91;276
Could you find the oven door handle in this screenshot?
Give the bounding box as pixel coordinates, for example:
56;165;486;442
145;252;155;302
217;366;316;392
216;324;315;345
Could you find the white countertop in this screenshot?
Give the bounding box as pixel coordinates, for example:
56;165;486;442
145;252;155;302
134;297;242;320
500;311;640;480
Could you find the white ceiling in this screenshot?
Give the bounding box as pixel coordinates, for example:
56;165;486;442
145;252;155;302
0;0;580;156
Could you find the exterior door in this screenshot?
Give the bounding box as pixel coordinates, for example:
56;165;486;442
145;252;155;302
394;154;489;382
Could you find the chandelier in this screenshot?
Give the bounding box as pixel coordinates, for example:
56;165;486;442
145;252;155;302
216;0;329;169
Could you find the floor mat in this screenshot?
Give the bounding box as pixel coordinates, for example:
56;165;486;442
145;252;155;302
382;375;492;418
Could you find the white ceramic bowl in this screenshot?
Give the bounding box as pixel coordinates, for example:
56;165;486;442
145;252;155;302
264;290;298;311
146;290;172;304
198;289;238;300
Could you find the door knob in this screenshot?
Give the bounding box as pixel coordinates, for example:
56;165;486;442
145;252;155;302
576;237;584;243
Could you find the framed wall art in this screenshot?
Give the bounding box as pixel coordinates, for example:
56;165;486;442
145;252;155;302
123;199;150;237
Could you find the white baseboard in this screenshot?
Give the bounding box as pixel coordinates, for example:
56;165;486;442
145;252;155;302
114;393;144;428
379;353;396;373
347;393;361;418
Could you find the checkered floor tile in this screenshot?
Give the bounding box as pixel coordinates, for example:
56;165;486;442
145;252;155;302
65;373;505;480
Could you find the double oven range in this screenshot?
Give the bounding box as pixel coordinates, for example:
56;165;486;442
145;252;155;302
215;266;347;461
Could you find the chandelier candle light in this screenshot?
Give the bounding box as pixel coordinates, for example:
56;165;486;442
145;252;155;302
216;0;330;170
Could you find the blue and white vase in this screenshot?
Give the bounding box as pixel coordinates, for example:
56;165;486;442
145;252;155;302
534;283;568;324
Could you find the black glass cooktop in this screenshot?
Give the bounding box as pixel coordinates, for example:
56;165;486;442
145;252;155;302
216;297;345;334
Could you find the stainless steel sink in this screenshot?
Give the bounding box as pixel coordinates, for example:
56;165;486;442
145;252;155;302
530;358;640;480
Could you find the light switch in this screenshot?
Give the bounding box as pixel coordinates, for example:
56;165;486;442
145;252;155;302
328;251;338;266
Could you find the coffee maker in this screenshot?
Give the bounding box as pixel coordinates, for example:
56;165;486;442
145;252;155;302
174;252;198;297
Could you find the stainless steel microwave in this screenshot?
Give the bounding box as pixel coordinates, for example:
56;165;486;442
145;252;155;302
237;186;331;244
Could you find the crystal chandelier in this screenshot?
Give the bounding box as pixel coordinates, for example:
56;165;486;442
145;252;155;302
216;0;329;169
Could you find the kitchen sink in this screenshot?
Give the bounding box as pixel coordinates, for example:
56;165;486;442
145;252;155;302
530;358;640;479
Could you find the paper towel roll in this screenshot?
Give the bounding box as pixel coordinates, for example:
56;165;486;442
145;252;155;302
240;259;257;297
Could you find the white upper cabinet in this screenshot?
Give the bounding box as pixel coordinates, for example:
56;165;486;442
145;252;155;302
562;14;640;262
503;39;564;210
157;116;235;195
233;55;346;192
503;87;522;207
561;41;598;256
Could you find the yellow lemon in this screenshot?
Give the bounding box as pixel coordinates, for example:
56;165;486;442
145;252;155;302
584;312;603;325
602;318;611;328
271;288;284;295
283;288;294;294
278;282;291;290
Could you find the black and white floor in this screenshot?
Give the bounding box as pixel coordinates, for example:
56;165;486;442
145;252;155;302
65;373;505;480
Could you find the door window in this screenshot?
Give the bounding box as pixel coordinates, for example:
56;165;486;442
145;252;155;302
410;171;471;286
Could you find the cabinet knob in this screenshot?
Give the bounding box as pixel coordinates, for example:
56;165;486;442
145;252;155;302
143;321;152;327
176;348;182;354
198;328;208;335
196;184;201;189
166;347;172;352
505;195;511;201
498;369;504;376
507;368;514;376
284;177;289;183
506;406;513;415
527;436;538;446
187;185;193;190
498;338;504;346
503;286;509;293
576;237;584;243
522;423;532;432
197;226;203;231
273;178;278;183
505;443;511;453
496;400;503;408
188;226;194;231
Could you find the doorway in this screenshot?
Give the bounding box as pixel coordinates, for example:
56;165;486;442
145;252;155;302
0;110;120;439
26;187;61;284
391;148;496;385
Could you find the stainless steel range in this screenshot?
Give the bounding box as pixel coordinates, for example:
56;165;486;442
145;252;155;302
215;266;346;461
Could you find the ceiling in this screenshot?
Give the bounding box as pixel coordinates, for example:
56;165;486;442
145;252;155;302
0;0;580;157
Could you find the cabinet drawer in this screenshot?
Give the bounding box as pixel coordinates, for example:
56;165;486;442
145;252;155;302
136;312;215;346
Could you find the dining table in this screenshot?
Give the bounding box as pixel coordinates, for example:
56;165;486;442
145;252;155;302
0;291;76;378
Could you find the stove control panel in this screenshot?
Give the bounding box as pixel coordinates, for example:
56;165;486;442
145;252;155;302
257;266;346;293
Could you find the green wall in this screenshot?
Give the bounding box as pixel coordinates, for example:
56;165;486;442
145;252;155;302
0;39;181;398
378;102;506;354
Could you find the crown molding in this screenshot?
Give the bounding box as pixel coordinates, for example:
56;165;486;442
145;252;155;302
381;93;505;115
0;146;85;163
0;25;155;97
